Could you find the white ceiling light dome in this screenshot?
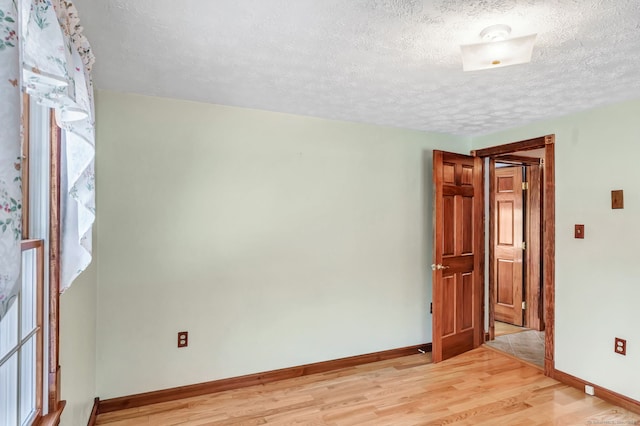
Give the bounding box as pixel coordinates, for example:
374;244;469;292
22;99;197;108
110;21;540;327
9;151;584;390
461;24;537;72
480;24;512;42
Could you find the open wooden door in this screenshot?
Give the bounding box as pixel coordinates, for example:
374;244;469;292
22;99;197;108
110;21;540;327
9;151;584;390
493;165;524;326
432;151;484;363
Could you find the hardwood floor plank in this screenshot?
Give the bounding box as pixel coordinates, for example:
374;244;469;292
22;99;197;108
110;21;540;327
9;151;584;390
96;347;640;425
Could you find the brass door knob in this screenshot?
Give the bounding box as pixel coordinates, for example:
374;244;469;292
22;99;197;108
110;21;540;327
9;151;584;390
431;264;450;271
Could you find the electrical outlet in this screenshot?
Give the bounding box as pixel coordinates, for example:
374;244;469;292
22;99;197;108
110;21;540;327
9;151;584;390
614;337;626;356
585;385;595;396
178;331;188;348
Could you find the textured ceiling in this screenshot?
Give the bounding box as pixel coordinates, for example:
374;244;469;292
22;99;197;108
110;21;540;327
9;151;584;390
77;0;640;136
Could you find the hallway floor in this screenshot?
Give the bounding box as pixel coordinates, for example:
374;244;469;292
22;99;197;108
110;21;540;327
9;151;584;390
486;322;545;367
494;320;528;337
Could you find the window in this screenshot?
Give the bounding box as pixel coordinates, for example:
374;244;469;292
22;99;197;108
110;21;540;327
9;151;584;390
0;240;44;426
0;96;61;425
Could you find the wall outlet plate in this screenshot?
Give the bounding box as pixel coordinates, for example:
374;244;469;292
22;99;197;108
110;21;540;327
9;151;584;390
615;337;626;355
178;331;188;348
585;384;595;396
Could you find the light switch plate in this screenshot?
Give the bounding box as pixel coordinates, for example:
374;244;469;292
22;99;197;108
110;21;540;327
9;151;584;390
611;190;624;209
575;224;584;239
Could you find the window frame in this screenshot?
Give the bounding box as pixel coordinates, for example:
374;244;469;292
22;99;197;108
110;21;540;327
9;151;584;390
46;108;62;416
0;239;44;426
9;95;64;425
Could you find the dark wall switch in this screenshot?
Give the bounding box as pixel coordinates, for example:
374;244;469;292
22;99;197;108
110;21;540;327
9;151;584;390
611;190;624;209
575;224;584;239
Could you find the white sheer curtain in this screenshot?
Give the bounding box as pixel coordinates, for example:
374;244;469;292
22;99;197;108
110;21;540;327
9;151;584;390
0;0;95;318
0;0;22;319
22;0;95;293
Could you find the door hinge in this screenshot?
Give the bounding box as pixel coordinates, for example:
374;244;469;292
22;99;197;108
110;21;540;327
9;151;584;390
522;241;526;250
522;301;526;310
430;302;433;314
522;181;529;190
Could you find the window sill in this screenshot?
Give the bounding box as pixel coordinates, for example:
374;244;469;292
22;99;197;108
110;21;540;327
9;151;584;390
35;400;66;426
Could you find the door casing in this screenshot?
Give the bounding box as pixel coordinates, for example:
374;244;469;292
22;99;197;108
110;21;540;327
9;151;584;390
492;163;525;327
471;134;555;376
489;159;544;331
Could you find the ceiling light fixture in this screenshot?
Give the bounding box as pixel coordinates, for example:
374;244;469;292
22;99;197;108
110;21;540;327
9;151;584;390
460;24;536;72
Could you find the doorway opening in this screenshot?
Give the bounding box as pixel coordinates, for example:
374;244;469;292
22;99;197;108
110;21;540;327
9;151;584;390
486;154;544;366
471;135;555;376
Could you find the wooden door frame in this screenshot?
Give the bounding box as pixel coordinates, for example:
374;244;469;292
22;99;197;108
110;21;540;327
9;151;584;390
490;162;525;327
525;163;543;331
472;134;555;376
488;160;542;331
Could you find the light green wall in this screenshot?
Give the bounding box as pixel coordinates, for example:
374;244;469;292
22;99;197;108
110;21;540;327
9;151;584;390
94;90;470;398
59;251;97;426
473;99;640;401
66;92;640;413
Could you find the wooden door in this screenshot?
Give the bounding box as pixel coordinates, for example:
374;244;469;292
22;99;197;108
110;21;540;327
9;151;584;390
493;165;524;326
432;151;484;363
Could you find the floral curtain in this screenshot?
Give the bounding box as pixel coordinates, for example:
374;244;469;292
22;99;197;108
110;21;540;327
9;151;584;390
0;0;21;319
22;0;95;292
1;0;95;318
53;0;95;291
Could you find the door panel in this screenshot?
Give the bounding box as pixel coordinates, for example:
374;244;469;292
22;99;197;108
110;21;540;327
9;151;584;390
462;197;473;254
497;260;514;305
432;151;484;363
498;201;514;245
493;166;524;326
461;273;474;329
443;276;455;335
443;196;455;255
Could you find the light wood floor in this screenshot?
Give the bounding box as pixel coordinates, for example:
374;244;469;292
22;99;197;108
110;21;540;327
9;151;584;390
96;347;640;425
